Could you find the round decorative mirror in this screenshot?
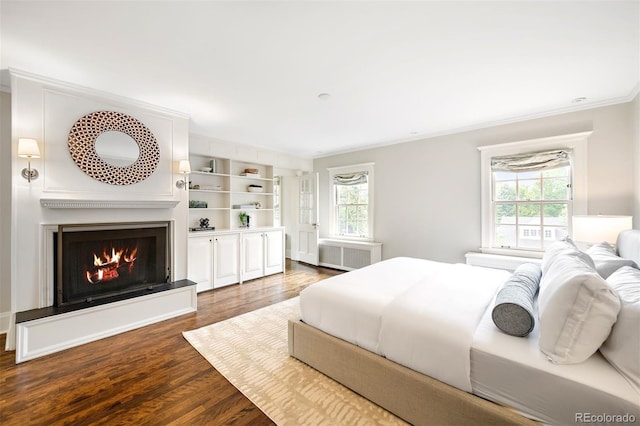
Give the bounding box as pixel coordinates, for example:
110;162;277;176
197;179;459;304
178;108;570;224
94;131;140;167
67;111;160;186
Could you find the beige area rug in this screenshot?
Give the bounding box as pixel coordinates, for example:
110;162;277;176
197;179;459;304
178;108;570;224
183;297;407;426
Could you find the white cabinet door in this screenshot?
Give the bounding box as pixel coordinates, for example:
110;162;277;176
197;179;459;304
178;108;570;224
264;229;284;276
187;235;213;293
213;233;240;288
242;231;264;281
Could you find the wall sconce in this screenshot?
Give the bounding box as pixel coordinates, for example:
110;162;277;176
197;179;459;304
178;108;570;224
18;138;41;182
572;215;633;247
176;159;191;190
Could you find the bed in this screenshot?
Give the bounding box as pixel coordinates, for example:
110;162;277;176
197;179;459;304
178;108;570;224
288;230;640;425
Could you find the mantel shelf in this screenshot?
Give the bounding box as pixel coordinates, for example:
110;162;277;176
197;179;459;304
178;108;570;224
40;198;180;209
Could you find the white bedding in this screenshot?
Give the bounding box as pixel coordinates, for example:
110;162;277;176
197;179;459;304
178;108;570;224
378;263;510;392
300;257;510;391
472;298;640;425
300;257;445;352
299;255;640;425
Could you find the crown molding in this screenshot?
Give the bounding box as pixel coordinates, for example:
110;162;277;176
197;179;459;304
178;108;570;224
9;68;190;119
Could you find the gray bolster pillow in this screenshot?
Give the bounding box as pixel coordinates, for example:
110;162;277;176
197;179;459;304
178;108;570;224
492;263;542;337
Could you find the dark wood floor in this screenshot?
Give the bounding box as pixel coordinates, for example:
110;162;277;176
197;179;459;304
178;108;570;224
0;260;342;425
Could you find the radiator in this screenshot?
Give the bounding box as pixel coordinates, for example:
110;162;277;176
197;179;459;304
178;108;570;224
318;239;382;271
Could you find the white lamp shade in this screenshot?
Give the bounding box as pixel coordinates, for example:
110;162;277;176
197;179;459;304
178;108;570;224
178;159;191;174
18;138;41;158
572;215;633;245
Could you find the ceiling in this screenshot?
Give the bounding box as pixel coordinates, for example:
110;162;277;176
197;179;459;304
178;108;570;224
1;1;638;159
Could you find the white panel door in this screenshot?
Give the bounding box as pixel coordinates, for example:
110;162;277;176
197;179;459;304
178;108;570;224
187;235;213;293
213;233;240;288
297;173;319;265
242;231;264;282
264;229;284;276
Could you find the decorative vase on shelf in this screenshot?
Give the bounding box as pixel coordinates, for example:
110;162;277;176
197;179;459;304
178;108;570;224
239;211;248;227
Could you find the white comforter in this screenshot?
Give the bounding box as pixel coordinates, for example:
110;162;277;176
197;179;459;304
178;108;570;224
300;257;444;352
300;257;510;392
378;263;510;392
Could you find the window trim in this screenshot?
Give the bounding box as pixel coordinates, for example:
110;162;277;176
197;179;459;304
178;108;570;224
478;132;590;256
327;163;375;241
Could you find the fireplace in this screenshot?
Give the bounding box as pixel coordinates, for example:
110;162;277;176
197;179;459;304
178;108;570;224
56;222;171;306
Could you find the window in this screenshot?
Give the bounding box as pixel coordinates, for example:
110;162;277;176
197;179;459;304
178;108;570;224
479;132;590;255
328;163;374;240
493;149;572;250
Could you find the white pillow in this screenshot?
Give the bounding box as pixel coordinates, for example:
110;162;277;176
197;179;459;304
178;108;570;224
586;241;638;279
600;266;640;393
541;238;595;275
539;250;620;364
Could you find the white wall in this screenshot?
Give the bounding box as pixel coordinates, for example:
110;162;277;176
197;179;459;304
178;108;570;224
632;94;640;228
1;91;11;332
314;101;637;263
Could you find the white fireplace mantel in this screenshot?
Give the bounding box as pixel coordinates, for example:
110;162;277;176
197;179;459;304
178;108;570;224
6;71;190;356
40;198;180;209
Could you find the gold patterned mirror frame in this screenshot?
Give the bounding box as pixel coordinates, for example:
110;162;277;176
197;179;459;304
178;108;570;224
67;111;160;186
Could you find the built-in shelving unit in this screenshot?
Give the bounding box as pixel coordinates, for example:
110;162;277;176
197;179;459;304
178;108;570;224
186;154;285;293
187;154;275;231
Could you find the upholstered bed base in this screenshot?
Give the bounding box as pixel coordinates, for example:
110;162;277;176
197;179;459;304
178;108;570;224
288;319;538;426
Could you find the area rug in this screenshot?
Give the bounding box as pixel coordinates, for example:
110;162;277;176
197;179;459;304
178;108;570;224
183;297;407;425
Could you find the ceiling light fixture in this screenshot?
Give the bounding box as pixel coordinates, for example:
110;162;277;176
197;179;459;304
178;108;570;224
317;93;331;100
572;97;587;103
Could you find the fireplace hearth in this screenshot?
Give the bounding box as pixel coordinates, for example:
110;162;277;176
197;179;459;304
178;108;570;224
56;222;171;306
14;219;196;363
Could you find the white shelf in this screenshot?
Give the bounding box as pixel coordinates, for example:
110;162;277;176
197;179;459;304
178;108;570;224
190;189;230;194
187;154;275;231
231;191;273;195
234;175;273;182
191;171;230;177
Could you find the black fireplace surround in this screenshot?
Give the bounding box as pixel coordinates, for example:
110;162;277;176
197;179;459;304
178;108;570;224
56;222;171;307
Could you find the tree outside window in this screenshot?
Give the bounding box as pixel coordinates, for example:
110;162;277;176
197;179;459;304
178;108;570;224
336;182;369;237
494;164;570;250
328;163;374;240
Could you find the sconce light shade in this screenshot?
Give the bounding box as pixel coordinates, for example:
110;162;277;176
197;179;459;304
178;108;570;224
18;138;41;182
179;159;192;174
176;159;192;190
572;215;633;245
18;138;41;158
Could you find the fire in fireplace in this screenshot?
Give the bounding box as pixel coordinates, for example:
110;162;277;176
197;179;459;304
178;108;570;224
86;244;139;284
56;222;171;306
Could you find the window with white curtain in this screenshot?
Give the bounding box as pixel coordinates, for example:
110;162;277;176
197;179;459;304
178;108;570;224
328;163;374;240
479;132;590;255
492;149;572;250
